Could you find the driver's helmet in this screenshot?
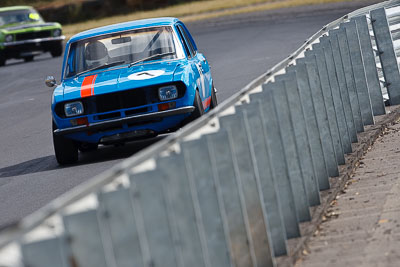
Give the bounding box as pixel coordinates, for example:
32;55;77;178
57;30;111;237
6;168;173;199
85;41;108;68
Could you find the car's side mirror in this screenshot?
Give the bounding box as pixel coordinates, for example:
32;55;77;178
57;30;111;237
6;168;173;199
45;76;57;87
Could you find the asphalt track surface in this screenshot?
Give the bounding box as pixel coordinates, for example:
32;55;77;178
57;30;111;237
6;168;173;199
0;1;381;229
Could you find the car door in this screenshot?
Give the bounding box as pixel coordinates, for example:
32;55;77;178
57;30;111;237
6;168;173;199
176;23;211;109
179;23;212;97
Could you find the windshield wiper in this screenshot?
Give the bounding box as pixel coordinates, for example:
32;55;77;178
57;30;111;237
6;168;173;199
128;52;175;68
77;60;125;76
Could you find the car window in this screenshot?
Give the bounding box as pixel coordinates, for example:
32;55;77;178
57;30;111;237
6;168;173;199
175;25;192;58
177;24;195;58
65;26;182;78
0;9;42;27
178;25;196;56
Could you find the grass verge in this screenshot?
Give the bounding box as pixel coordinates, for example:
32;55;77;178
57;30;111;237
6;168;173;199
63;0;354;38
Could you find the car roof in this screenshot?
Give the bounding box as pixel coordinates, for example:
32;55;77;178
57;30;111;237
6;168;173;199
69;17;180;43
0;6;34;12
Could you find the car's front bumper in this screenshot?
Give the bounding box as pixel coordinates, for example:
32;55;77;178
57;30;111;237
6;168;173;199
54;106;195;136
0;36;65;47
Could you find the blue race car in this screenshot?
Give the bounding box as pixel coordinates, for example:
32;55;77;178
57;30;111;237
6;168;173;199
46;17;217;164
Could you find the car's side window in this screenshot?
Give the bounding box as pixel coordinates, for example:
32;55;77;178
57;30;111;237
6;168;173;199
179;24;197;54
176;24;195;58
176;26;191;58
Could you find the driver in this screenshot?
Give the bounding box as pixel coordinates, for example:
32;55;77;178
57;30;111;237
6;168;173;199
85;41;109;68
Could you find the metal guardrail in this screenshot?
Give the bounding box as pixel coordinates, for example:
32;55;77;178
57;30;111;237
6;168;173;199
2;1;400;266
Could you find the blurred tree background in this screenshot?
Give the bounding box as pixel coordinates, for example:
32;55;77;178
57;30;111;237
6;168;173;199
2;0;53;6
1;0;201;24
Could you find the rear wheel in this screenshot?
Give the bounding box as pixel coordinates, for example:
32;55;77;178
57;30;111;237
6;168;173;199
52;122;78;165
23;56;34;62
51;41;63;57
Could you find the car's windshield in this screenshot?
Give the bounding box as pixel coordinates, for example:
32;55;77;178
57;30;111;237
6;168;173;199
65;26;183;78
0;9;42;27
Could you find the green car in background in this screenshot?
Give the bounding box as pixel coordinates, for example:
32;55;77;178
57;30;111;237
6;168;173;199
0;6;65;66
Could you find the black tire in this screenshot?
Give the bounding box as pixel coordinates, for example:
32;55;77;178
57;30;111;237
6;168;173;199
52;122;78;165
51;41;63;57
0;52;6;67
210;85;218;109
190;90;205;120
78;142;98;153
23;56;34;62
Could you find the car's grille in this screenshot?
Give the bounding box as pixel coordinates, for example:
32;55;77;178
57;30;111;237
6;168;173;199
95;88;147;113
15;30;52;41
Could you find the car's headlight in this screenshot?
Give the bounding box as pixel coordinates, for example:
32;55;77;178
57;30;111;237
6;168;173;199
159;85;178;101
5;35;13;43
53;29;62;37
64;101;84;117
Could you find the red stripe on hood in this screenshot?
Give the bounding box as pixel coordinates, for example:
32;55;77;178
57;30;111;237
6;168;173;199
81;75;97;98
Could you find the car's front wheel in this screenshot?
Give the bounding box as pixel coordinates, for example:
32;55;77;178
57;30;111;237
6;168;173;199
51;41;63;57
210;85;218;109
52;122;78;165
191;90;205;120
0;52;6;67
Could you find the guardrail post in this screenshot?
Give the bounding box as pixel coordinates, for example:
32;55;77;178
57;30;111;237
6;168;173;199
288;60;330;190
97;188;143;267
219;113;276;267
303;53;339;178
275;72;321;205
249;88;301;239
129;169;179;267
335;27;365;133
320;36;352;154
308;44;345;165
354;15;386;115
156;154;208;267
370;7;400;105
206;130;255;266
342;20;375;125
180;138;234;267
21;237;69;267
328;30;358;143
259;80;311;222
63;210;108;267
236;102;288;257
